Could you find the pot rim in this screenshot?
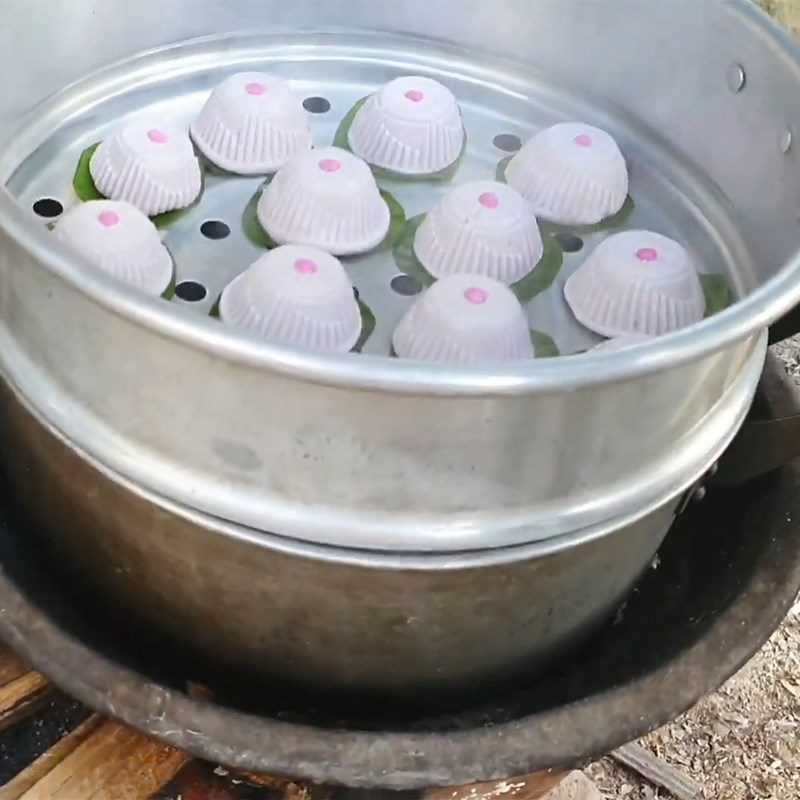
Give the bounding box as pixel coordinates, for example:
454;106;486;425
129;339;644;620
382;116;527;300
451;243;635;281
0;1;797;397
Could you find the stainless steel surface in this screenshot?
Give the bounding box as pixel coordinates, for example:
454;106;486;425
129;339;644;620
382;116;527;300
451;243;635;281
0;355;798;788
0;0;786;551
0;374;676;692
0;0;795;693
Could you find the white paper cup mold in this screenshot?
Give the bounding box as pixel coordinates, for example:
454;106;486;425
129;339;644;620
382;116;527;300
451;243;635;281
54;200;173;296
256;147;390;256
219;244;362;352
190;72;312;175
89;122;202;216
348;75;465;175
414;180;543;284
505;122;628;225
392;273;534;363
564;230;705;337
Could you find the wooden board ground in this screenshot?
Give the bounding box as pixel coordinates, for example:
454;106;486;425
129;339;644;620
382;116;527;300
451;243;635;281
0;644;600;800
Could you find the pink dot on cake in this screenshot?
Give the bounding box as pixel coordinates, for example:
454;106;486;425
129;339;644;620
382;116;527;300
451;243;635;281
294;258;318;275
97;210;120;227
464;286;488;304
478;192;500;209
245;82;267;96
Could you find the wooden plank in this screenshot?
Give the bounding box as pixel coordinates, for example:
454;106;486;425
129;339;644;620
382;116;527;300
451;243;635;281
425;770;569;800
0;651;590;800
233;769;334;799
149;761;243;800
0;715;105;800
611;743;702;800
151;761;334;800
0;672;52;733
5;720;188;800
0;644;31;688
539;772;602;800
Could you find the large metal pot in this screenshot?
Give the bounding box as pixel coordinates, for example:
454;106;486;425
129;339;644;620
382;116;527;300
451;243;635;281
0;1;798;690
0;376;681;693
0;357;799;790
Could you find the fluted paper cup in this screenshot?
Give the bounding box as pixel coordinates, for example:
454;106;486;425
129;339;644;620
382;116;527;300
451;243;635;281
506;122;628;225
219;245;362;352
257;147;390;255
55;200;173;296
348;76;464;175
414;180;543;284
564;230;706;336
90;122;202;216
393;274;534;363
190;72;312;174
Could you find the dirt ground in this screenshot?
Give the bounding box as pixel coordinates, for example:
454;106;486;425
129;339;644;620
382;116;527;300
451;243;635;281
587;606;800;799
584;338;800;799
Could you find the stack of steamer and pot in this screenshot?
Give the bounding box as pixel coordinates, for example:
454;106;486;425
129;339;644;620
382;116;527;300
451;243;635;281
0;0;797;703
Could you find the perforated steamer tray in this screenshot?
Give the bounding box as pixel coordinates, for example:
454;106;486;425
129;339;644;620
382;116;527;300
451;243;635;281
4;31;749;359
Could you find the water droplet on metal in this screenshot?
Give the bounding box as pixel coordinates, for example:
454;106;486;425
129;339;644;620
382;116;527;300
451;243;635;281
780;127;793;154
727;63;746;93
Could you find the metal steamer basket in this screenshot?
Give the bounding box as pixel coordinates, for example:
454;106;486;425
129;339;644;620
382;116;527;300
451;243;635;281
0;0;798;693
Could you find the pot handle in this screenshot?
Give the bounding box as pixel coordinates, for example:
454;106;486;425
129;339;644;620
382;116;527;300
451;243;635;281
768;306;800;345
713;351;800;486
713;414;800;485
